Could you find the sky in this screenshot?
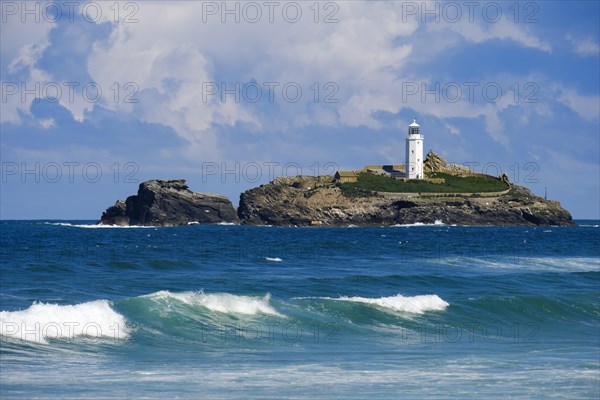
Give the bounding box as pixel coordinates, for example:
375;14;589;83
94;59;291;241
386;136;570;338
1;1;599;220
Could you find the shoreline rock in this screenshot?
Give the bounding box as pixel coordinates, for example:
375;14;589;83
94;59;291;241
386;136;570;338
99;179;239;226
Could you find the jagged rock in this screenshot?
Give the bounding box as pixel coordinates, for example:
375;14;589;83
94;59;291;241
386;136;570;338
101;200;128;226
100;179;239;226
424;150;444;173
237;176;574;227
424;150;472;175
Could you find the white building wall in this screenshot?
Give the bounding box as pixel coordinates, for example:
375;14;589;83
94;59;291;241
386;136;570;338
406;136;423;179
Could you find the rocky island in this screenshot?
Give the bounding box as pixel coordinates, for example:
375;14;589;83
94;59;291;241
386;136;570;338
237;152;573;226
237;175;573;226
99;179;238;226
99;173;573;227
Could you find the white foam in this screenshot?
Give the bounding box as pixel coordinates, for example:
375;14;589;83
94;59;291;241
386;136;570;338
391;220;445;227
188;221;237;225
264;257;283;262
142;290;283;317
188;221;239;226
476;257;600;273
0;300;129;344
47;222;155;229
320;294;449;314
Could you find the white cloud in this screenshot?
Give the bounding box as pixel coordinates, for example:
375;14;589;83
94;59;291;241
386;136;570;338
554;86;600;122
0;13;54;124
7;42;48;74
82;1;421;157
445;123;461;136
39;118;55;129
569;36;600;57
486;20;551;52
0;11;54;68
0;1;588;156
425;16;551;53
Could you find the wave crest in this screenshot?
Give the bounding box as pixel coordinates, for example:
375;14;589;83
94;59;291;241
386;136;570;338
0;300;129;344
320;294;449;314
142;290;283;317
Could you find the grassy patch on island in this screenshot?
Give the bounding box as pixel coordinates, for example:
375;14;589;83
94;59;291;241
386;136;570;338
337;185;378;198
342;172;509;194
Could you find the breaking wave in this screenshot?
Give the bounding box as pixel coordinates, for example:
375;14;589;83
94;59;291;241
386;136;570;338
305;294;449;314
141;290;283;317
0;300;129;344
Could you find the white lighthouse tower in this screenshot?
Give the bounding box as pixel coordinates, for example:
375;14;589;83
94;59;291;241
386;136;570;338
405;118;424;179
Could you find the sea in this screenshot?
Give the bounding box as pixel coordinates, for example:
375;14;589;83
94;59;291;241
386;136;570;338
0;220;598;399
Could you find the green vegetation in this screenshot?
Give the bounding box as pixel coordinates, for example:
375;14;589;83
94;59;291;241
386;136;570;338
337;184;378;198
342;172;509;194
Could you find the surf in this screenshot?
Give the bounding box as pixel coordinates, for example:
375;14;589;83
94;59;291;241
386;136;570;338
297;294;449;314
0;300;129;344
139;290;284;317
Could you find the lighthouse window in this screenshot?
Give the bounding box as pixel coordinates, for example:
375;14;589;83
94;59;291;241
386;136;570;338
411;150;414;154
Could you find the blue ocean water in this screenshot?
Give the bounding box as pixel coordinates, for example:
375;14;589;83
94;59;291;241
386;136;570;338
1;220;598;399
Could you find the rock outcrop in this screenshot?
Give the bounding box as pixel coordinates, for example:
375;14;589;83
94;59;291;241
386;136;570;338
238;176;574;226
424;150;471;175
100;176;574;227
100;179;239;226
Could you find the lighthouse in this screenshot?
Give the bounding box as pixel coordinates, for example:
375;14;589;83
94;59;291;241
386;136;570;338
405;118;424;179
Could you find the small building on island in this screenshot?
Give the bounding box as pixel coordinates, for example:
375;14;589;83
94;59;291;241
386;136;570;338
334;171;358;183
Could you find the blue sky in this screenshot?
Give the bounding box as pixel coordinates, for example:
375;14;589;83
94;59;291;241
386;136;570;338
1;1;599;219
